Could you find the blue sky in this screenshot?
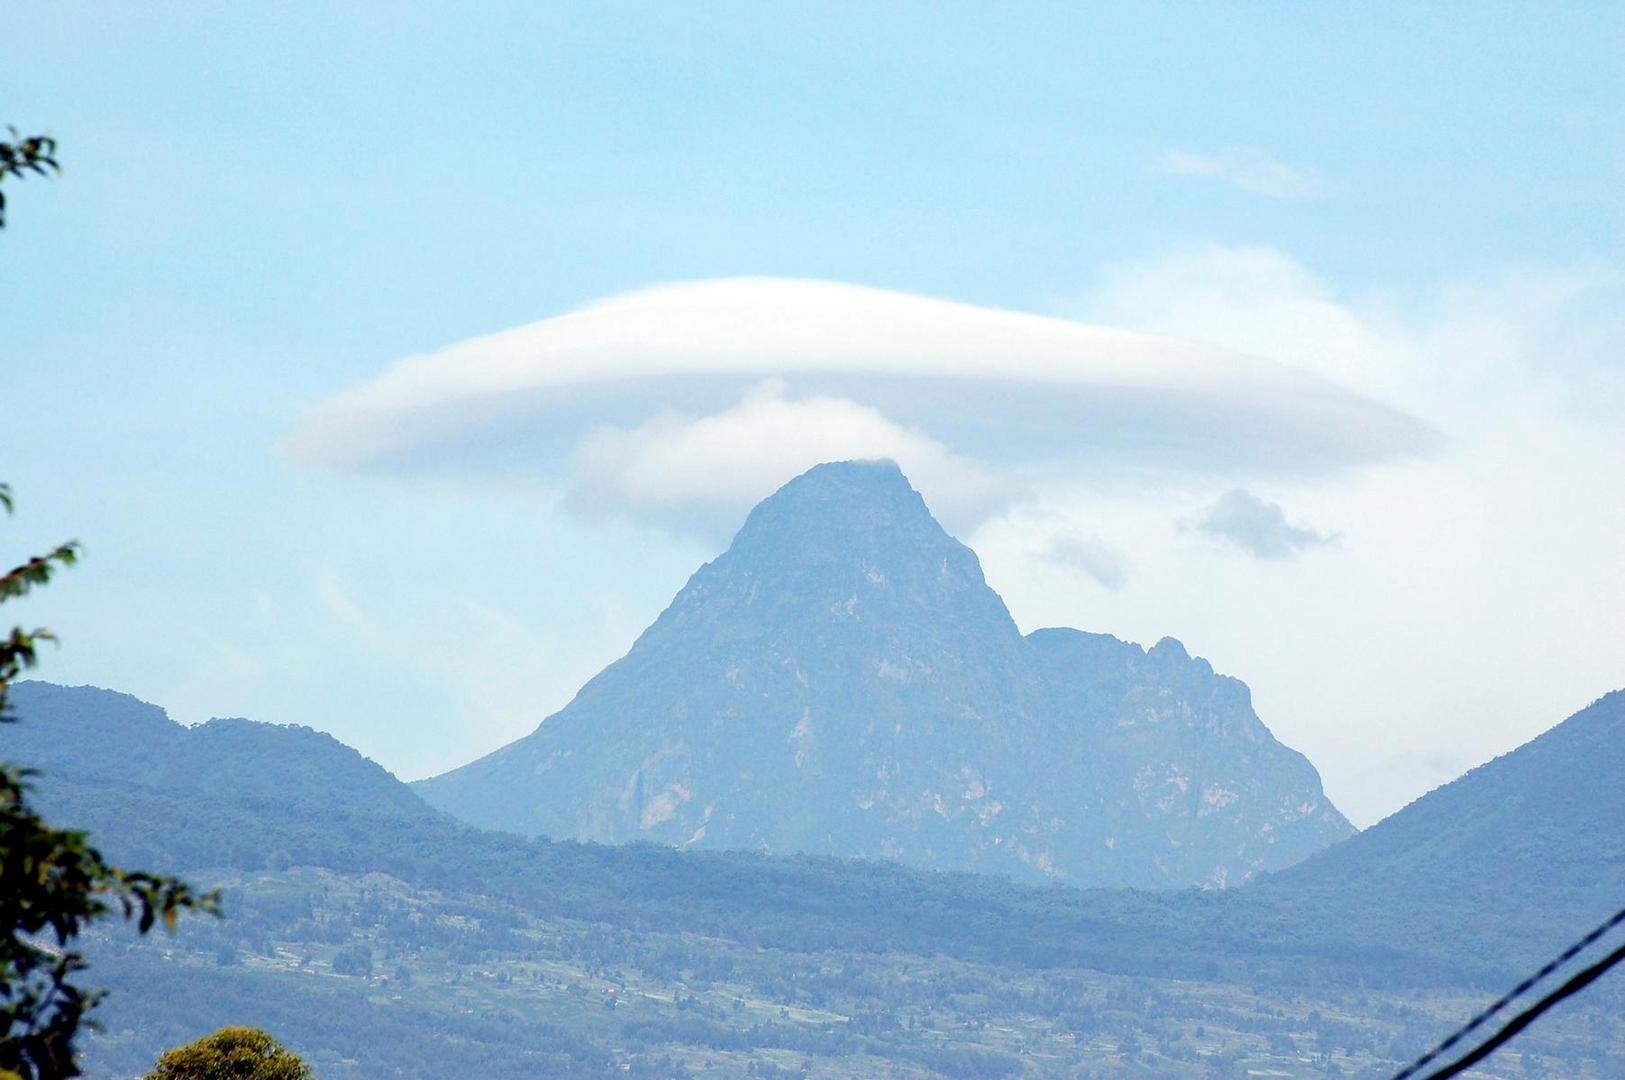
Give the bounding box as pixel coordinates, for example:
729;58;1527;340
5;3;1622;825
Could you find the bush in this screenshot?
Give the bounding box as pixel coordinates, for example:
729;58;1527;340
143;1027;312;1080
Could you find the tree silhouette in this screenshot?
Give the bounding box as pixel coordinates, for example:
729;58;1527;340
0;133;218;1080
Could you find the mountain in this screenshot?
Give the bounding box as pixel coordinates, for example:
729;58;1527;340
1024;628;1350;887
4;681;435;822
3;681;443;873
6;680;1621;1077
0;680;1361;985
417;459;1352;888
10;677;1615;975
1258;688;1625;964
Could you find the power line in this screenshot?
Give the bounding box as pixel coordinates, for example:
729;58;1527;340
1390;904;1625;1080
1415;939;1625;1080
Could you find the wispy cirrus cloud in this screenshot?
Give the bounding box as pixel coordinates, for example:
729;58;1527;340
1159;148;1321;200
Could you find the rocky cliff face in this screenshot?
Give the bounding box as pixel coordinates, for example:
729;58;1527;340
1026;629;1350;886
416;460;1352;887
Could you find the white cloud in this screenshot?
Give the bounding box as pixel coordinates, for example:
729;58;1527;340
276;258;1625;830
1159;148;1322;200
1191;488;1337;560
564;381;1018;537
285;277;1434;535
974;245;1625;826
1082;245;1625;420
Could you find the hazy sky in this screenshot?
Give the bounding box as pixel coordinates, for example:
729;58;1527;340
6;4;1622;827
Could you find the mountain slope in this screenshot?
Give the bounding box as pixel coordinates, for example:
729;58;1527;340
1259;688;1625;961
418;459;1351;888
6;680;1622;1078
0;680;1483;986
1027;628;1349;887
3;681;444;873
10;677;1614;977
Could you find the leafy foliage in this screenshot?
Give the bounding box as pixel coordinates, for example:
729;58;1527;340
142;1027;311;1080
0;486;80;717
0;135;219;1078
2;484;216;1079
0;130;60;229
0;764;216;1078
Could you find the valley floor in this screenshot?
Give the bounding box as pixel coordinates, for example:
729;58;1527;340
83;866;1622;1080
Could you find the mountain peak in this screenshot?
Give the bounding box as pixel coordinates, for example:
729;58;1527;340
700;459;988;619
731;458;939;546
785;457;909;489
1150;636;1189;660
418;460;1353;889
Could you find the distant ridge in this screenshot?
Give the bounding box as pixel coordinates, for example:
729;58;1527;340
7;678;1618;976
2;681;444;872
1258;688;1625;961
417;459;1353;888
4;681;431;819
7;678;1620;1077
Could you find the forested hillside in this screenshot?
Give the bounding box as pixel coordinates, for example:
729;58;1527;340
1258;689;1625;965
4;681;1622;1077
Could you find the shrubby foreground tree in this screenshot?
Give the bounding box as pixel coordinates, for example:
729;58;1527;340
142;1027;312;1080
1;131;216;1080
0;493;217;1080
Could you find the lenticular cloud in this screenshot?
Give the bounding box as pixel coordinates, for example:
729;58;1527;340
284;277;1437;529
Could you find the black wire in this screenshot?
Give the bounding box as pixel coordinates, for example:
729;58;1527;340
1390;904;1625;1080
1415;939;1625;1080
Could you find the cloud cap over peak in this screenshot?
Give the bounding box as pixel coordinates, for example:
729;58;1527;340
285;277;1437;535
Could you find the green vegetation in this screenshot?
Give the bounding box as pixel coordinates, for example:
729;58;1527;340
142;1028;312;1080
3;127;1618;1076
1264;689;1625;959
1;145;216;1079
10;680;1624;1077
0;494;217;1079
1;682;1485;995
72;864;1623;1079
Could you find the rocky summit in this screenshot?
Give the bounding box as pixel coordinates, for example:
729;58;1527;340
416;460;1353;888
